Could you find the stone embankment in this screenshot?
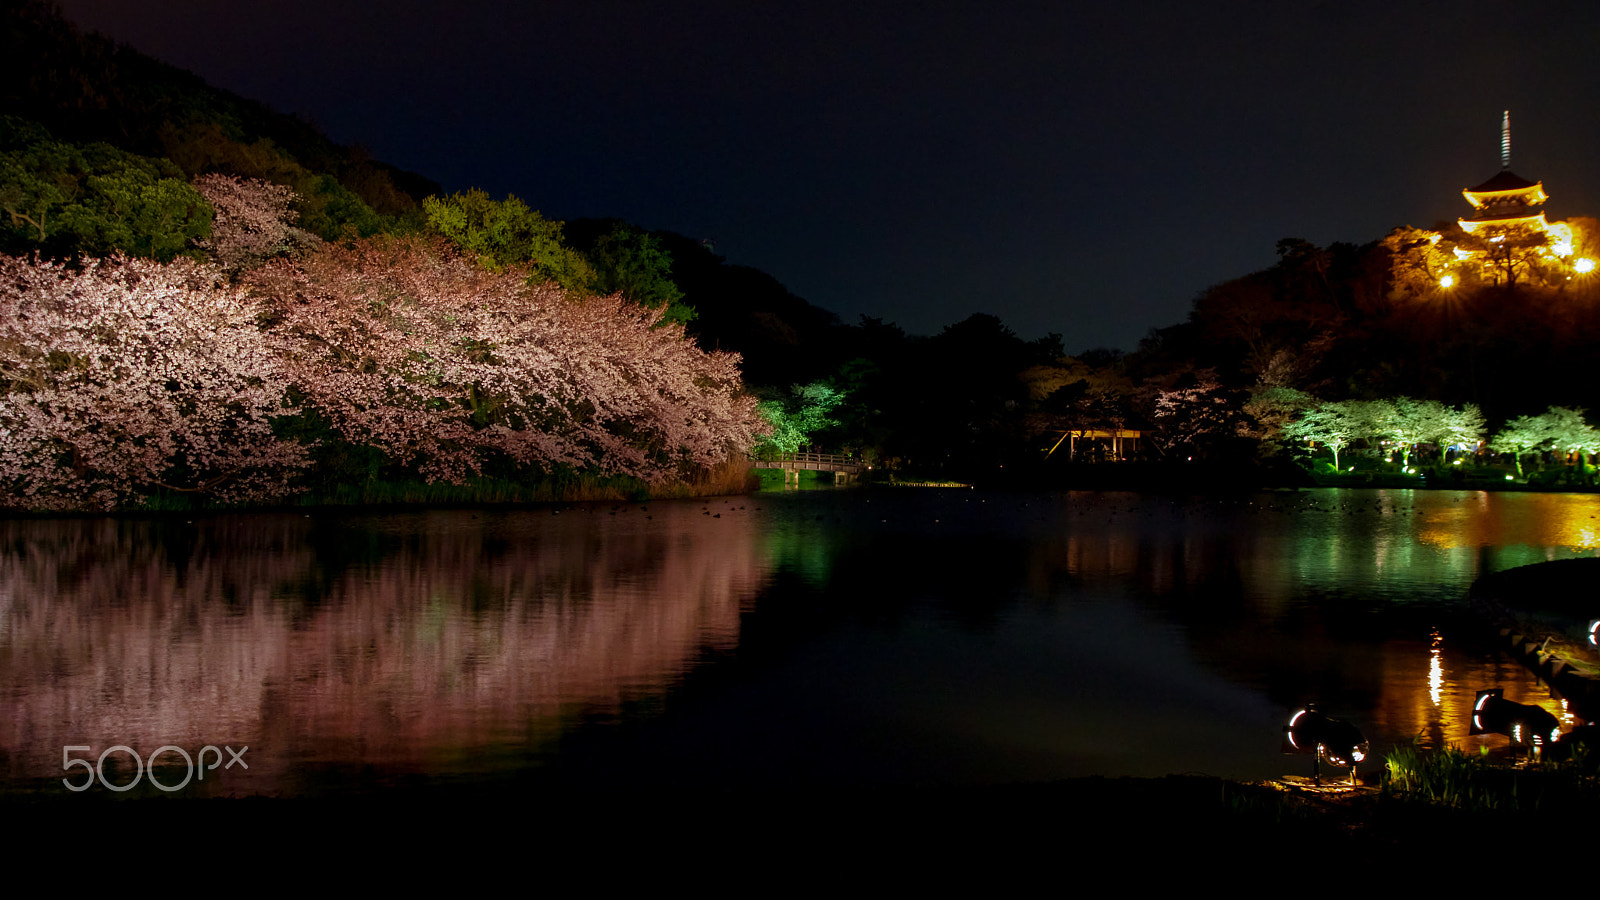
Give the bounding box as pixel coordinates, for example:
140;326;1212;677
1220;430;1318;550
1469;558;1600;720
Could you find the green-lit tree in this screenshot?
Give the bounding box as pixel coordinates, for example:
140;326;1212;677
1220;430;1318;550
753;382;847;456
423;189;595;291
1543;407;1600;457
1414;400;1484;451
1282;399;1371;471
1366;397;1481;466
1491;407;1600;476
0;117;210;261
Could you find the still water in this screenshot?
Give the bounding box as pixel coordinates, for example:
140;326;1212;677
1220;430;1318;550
2;487;1596;799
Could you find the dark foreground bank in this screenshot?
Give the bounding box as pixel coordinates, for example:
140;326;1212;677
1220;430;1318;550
17;773;1593;865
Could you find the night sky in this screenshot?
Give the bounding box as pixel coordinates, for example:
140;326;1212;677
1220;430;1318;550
49;0;1600;352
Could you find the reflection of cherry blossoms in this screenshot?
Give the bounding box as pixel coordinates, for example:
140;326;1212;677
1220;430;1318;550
0;508;768;794
246;236;763;483
0;255;310;509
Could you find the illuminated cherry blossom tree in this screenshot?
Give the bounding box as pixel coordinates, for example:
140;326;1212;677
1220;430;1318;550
1281;399;1373;471
246;236;761;483
1152;373;1242;459
191;174;317;275
0;255;311;509
1368;397;1484;466
1490;407;1600;476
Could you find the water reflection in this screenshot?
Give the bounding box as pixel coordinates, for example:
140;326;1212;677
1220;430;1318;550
1017;490;1589;762
0;488;1594;795
0;504;768;795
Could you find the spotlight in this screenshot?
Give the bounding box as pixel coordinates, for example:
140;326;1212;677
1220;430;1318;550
1587;619;1598;648
1470;689;1562;757
1284;705;1368;785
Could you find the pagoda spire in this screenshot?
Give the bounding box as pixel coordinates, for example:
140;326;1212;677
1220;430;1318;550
1459;111;1548;235
1501;110;1511;170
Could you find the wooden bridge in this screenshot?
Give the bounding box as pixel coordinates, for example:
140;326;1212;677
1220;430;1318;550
749;452;868;486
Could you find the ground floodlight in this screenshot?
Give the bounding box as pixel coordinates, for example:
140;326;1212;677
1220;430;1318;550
1470;689;1562;758
1284;705;1368;785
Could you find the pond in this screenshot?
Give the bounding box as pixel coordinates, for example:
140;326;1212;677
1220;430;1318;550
1;487;1595;799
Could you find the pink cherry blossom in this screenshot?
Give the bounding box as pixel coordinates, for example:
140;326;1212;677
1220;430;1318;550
0;255;312;510
192;174;317;275
246;236;763;483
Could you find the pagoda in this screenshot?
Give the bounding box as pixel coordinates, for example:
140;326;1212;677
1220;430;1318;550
1458;111;1550;235
1390;113;1592;297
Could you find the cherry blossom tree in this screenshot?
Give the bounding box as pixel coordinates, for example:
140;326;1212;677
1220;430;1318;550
245;236;762;483
1490;407;1600;476
1281;399;1376;471
1368;397;1484;466
1152;372;1242;459
191;174;317;275
0;255;311;510
1238;385;1313;448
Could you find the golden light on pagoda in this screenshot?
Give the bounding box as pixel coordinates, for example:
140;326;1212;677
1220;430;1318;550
1458;114;1552;236
1389;114;1592;298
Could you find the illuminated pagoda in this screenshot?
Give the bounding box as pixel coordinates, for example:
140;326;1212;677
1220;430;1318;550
1435;111;1590;288
1388;113;1593;296
1457;111;1551;236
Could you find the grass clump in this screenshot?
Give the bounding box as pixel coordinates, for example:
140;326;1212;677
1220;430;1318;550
1382;740;1599;815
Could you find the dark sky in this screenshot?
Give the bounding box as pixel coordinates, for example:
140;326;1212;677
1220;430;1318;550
50;0;1600;352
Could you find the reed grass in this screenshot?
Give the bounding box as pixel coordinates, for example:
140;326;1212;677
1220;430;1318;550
1382;740;1599;814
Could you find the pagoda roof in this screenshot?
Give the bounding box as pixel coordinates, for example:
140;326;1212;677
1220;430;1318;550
1467;170;1540;194
1459;210;1548;233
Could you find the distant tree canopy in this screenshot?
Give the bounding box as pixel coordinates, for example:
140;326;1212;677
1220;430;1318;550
585;224;694;326
1;1;434;234
162;121;396;240
632;229;847;387
191;173;317;276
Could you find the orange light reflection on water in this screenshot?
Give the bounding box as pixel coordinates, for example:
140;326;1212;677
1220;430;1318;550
1417;491;1600;552
1368;630;1572;758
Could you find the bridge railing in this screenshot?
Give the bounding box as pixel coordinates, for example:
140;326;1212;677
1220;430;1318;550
748;451;867;471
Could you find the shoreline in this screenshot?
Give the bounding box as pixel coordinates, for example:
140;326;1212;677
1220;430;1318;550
10;473;1600;518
